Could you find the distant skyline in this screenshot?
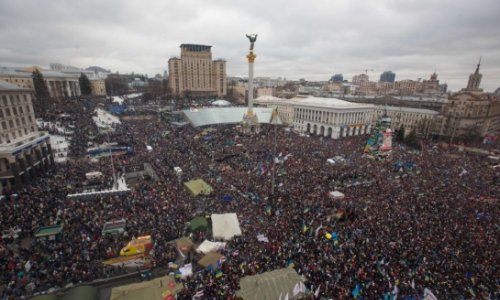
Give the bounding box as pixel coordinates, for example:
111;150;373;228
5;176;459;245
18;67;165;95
1;0;499;92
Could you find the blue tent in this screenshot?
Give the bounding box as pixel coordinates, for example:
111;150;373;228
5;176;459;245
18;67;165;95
222;195;233;202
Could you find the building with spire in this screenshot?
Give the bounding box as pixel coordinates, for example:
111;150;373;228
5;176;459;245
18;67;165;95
464;58;483;92
434;59;500;140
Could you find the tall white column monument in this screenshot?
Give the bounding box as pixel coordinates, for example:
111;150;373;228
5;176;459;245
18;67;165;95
241;34;260;134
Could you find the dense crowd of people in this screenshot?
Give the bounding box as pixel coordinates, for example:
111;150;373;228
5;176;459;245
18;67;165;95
1;97;499;299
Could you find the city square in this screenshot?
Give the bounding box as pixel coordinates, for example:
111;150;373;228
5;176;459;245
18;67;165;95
1;1;500;299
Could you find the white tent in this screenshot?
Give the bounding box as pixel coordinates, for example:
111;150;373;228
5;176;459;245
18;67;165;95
212;99;232;106
211;213;242;241
196;240;226;254
329;191;345;199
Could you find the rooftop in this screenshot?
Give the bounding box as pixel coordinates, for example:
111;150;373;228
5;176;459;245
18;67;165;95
377;105;439;114
0;67;78;79
182;107;276;127
180;44;212;52
0;67;33;78
255;95;286;102
291;96;375;109
0;79;30;91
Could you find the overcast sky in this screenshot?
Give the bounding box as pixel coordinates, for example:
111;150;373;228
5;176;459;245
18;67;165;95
1;0;499;92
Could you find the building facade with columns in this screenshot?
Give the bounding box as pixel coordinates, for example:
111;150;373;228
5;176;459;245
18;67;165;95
373;105;438;136
41;70;81;98
292;96;375;139
0;80;54;191
0;67;81;98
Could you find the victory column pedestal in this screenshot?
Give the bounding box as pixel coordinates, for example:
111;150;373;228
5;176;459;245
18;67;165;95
241;34;260;134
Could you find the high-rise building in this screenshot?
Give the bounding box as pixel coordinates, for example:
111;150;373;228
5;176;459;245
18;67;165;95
379;71;396;83
168;44;227;98
0;80;54;190
330;74;343;83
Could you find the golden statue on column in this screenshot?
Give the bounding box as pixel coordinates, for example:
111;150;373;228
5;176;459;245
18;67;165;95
241;34;260;134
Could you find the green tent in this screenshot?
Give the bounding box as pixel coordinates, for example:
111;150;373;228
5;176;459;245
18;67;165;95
102;219;126;235
110;275;181;300
236;268;304;300
190;216;208;232
34;224;63;238
183;179;213;196
30;295;59;300
62;286;99;300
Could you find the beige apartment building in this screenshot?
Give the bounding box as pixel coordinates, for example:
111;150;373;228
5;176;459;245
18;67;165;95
394;79;422;95
0;80;54;190
421;72;440;95
90;79;107;96
435;62;500;139
0;68;34;90
168;44;227;98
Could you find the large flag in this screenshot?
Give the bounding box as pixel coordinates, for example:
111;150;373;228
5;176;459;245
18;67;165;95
423;288;438;300
314;285;321;298
352;283;361;298
270;107;281;125
293;283;301;296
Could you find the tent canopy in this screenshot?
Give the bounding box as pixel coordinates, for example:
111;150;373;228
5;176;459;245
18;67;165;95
30;296;58;300
236;268;304;300
196;240;226;254
329;191;345;199
183;179;213;196
34;224;63;238
211;213;242;241
212;99;232;106
110;275;181;300
198;251;223;269
62;286;99;300
190;216;208;232
174;237;194;253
